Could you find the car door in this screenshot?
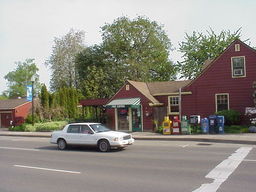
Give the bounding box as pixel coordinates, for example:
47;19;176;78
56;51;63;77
79;125;96;145
65;125;81;144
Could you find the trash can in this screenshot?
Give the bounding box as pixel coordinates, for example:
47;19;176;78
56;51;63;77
201;118;209;134
209;115;217;134
181;116;191;134
217;115;225;134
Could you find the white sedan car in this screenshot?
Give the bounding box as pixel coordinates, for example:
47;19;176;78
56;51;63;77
50;123;135;152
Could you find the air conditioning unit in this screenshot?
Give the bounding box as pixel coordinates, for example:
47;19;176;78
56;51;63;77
234;69;243;76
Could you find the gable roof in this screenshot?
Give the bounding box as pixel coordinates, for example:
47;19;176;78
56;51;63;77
127;80;160;105
147;80;191;96
127;80;191;105
0;98;31;110
183;39;256;89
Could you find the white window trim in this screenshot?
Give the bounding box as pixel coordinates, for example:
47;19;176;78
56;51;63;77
168;96;180;115
231;56;246;78
235;44;240;52
215;93;230;112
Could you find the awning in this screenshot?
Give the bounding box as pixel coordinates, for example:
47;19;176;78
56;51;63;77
105;98;140;108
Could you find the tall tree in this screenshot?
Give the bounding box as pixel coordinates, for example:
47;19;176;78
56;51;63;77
76;45;117;98
178;28;242;79
4;58;40;98
101;16;176;82
46;29;85;91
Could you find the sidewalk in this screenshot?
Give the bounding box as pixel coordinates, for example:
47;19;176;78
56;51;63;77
0;129;255;145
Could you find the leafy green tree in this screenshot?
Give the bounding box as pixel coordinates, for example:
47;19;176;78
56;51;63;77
4;58;40;98
178;28;242;79
101;16;176;82
76;16;176;99
75;45;117;98
46;29;85;91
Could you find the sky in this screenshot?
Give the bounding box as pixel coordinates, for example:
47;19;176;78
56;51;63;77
0;0;255;94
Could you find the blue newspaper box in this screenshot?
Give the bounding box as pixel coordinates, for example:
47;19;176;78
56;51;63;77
208;115;217;134
217;116;225;134
201;118;209;134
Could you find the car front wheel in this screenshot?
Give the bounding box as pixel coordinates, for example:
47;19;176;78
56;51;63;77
98;139;110;152
57;139;67;150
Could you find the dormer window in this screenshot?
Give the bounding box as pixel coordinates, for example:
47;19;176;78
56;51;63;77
231;56;246;78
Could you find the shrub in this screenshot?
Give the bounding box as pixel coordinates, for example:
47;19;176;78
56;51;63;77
9;121;67;132
216;109;241;125
156;126;163;134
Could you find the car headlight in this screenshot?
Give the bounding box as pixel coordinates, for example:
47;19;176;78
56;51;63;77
113;137;119;141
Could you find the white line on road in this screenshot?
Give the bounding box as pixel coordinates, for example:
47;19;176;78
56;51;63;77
0;146;40;151
192;146;252;192
177;144;190;148
243;159;256;162
14;165;81;174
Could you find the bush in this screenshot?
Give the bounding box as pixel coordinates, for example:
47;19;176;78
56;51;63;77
25;114;40;124
216;109;241;125
224;125;248;133
9;121;67;132
156;126;163;134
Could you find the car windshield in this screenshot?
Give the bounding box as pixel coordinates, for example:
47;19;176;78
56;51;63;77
90;124;110;133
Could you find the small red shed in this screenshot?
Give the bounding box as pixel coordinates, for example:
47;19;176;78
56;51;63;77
0;98;32;128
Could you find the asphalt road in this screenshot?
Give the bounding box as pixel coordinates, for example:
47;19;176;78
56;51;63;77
0;136;255;192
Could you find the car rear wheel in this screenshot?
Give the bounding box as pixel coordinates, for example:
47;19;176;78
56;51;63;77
98;139;110;152
57;139;67;150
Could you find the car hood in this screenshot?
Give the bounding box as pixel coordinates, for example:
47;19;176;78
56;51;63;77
96;131;131;138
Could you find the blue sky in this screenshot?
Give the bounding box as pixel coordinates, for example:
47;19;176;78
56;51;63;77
0;0;255;93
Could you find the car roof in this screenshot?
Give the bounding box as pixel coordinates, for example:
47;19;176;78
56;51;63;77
68;122;101;126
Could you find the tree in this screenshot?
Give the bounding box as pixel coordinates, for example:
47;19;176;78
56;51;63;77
4;58;40;98
178;28;242;79
46;29;85;91
101;16;176;82
75;45;117;99
75;16;177;99
40;84;49;109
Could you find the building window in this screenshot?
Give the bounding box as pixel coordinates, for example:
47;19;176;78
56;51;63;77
168;96;179;114
126;84;130;91
235;44;240;52
215;94;229;112
231;56;246;78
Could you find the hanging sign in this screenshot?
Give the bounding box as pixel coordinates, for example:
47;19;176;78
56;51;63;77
26;85;33;101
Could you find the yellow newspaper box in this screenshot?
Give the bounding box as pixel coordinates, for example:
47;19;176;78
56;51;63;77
162;116;172;135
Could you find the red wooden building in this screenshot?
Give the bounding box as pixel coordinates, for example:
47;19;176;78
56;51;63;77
0;98;32;128
80;39;255;132
182;39;256;120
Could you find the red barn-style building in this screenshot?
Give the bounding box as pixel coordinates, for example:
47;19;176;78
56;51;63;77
80;40;256;132
0;98;32;128
182;39;256;120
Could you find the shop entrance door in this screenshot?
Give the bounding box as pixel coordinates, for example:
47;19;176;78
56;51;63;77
117;108;129;131
131;107;142;132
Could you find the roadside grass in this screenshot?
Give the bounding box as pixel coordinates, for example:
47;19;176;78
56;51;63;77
9;121;67;132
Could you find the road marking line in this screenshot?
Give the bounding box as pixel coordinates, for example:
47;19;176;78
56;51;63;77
192;147;252;192
177;144;189;148
14;165;81;174
0;146;40;151
243;159;256;162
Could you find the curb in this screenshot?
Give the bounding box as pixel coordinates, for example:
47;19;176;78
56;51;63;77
0;132;255;145
133;136;256;145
